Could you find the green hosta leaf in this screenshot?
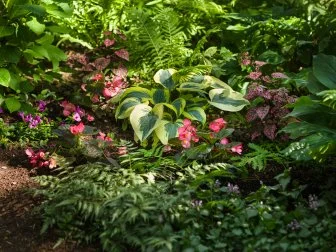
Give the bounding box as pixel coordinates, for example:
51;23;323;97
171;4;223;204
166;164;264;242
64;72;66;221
172;98;186;116
0;26;15;38
0;69;11;87
152;89;170;104
115;97;141;119
153;69;177;90
152;103;164;119
204;76;230;89
130;104;160;142
183;107;206;125
26;17;46;35
121;87;152;101
154;120;181;145
209;88;249;112
177;82;208;93
5;97;21;113
313;54;336;89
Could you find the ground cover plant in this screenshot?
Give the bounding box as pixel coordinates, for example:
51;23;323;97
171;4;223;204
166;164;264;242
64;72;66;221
1;0;336;251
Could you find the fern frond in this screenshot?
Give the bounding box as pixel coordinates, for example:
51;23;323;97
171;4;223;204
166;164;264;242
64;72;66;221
317;90;336;109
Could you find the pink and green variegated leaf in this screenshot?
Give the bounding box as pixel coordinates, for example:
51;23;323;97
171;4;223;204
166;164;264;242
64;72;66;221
115;49;129;61
113;64;128;78
246;108;258;122
256;105;270;120
263;124;277;140
93;57;110;71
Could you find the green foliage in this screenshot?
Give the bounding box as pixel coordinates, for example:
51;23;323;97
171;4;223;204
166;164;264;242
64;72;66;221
282;54;336;161
116;68;248;144
231;143;286;171
0;0;71;113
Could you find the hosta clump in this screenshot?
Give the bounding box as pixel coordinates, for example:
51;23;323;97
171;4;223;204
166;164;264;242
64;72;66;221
115;68;249;145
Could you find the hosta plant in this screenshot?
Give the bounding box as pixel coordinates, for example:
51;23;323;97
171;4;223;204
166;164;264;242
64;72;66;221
115;68;249;144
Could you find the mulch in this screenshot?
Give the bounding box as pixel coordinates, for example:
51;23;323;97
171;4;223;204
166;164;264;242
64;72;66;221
0;148;97;252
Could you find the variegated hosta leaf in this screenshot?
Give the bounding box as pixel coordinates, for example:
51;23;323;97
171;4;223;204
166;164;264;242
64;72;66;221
154;120;182;145
130;104;160;142
209;88;249;112
163;98;186;117
177;82;208;93
182;107;206;125
152;88;170;104
121;87;152;102
153;69;177;90
115;97;141;119
204;76;231;89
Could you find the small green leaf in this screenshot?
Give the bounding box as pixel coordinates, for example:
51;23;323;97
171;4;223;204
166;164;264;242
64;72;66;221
26;17;46;35
5;97;21;113
0;69;11;87
258;50;285;65
0;26;15;38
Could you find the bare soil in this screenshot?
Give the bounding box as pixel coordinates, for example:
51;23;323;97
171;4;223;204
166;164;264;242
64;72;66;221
0;148;97;252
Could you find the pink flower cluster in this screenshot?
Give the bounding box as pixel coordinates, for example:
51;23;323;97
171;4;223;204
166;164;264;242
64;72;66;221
209;118;243;155
60;101;94;122
25;148;56;169
178;119;199;148
97;132;112;142
70;122;85;135
103;76;126;99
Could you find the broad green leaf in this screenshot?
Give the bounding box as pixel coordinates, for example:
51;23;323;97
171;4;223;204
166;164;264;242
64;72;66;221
5;97;21;113
182;107;206;125
121;87;152;101
154;120;181;144
26;17;46;35
36;34;54;45
0;26;15;38
209;88;249;112
204;76;230;89
153;69;177;90
115;97;141;119
0;46;21;64
0;69;11;87
258;50;285;65
171;98;186;116
204;47;217;58
313;54;336;89
152;89;169;104
152;103;164;119
130;104;160;142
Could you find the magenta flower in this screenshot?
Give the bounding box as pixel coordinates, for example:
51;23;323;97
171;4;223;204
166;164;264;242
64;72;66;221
220;137;229;145
73;112;81;122
37;100;47;112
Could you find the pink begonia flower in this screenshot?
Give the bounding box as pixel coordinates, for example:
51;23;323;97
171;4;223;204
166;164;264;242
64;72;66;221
104;38;115;47
92;73;103;81
91;94;100;103
97;132;112;142
87;114;95;122
70;122;85;135
178;119;199;148
25;148;34;157
242;59;251;66
209;118;227;133
73;112;81;122
248;71;262;80
231;143;243;155
60;101;76;117
220;137;229;145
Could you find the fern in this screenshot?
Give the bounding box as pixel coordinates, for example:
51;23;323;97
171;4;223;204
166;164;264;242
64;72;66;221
317;90;336;109
231;143;286;171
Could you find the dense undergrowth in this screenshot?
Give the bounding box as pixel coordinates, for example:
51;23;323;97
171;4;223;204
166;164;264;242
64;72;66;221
1;0;336;251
